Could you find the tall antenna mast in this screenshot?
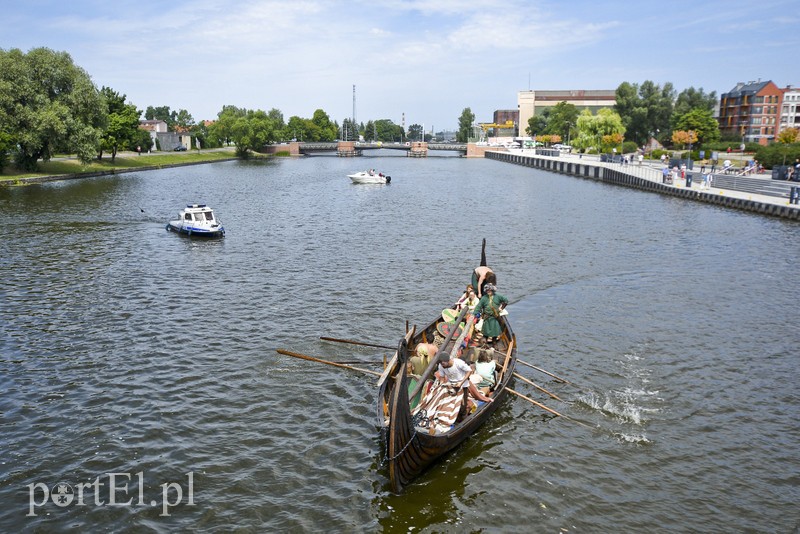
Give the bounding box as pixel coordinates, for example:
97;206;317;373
352;84;356;129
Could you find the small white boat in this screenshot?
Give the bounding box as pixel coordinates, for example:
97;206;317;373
348;170;391;184
166;204;225;237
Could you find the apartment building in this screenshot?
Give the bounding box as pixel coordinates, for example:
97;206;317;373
779;85;800;132
718;80;783;145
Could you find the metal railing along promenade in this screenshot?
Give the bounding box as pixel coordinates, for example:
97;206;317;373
488;149;800;219
512;150;798;201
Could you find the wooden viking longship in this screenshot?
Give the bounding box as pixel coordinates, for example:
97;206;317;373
377;242;517;492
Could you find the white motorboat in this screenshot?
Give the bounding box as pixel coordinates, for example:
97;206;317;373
348;170;391;184
166;204;225;237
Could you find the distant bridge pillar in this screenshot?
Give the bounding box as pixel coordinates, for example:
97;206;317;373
409;141;427;157
260;142;300;156
337;141;358;157
466;143;505;158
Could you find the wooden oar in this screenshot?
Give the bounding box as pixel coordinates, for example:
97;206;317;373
512;372;565;402
320;336;395;350
276;349;381;377
516;358;575;385
506;388;592;429
377;327;415;388
407;306;469;401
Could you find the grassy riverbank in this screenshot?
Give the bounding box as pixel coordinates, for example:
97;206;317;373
0;148;246;184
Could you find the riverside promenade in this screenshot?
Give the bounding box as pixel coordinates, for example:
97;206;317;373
489;150;800;221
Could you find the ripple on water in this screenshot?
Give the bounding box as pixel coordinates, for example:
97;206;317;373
1;158;798;532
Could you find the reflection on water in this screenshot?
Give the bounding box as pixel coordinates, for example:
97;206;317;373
1;156;798;531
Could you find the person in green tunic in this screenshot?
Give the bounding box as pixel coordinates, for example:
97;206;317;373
473;283;508;345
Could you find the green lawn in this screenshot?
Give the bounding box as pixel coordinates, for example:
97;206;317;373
0;149;242;182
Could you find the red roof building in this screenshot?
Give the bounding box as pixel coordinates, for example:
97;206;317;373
718;80;783;145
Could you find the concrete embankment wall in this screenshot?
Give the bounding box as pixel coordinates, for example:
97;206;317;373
486;151;800;221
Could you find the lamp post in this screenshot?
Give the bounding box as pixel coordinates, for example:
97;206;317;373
741;124;746;157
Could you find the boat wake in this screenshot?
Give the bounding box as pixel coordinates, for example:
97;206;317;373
574;343;661;444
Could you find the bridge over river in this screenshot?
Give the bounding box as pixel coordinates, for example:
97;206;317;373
260;141;484;157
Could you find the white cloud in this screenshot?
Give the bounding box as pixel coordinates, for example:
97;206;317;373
1;0;795;129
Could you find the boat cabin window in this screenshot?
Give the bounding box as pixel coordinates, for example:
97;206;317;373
204;212;214;221
184;213;191;221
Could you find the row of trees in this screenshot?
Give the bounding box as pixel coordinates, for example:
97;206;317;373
0;46;423;171
1;48;107;170
5;46;797;172
199;108;421;155
521;82;722;154
0;47;195;170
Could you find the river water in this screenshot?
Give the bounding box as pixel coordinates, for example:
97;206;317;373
1;153;798;533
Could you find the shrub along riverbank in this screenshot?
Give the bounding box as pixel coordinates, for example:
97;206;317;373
0;148;261;185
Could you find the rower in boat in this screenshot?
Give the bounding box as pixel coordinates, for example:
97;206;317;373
379;239;517;492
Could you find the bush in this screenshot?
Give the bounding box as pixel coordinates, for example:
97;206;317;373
651;149;669;161
754;143;800;169
622;141;638;154
703;141;761;153
680;150;702;161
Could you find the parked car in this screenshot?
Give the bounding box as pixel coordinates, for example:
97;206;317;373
174;145;187;151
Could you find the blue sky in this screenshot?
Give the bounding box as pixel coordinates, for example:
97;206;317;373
2;0;798;131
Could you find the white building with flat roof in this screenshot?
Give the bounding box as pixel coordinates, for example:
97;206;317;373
518;90;616;134
780;85;800;132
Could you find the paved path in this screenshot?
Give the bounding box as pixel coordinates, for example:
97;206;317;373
518;151;800;209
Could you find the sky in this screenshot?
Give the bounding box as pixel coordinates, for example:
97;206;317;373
2;0;799;132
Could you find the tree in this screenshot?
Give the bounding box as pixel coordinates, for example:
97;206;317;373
574;108;626;153
174;109;195;131
99;86;141;162
226;109;280;156
545;102;580;141
190;120;214;149
408;123;423;141
671;130;698;151
673;87;717;118
373;119;404;142
0;47;107;170
341;118;359;141
673;109;719;146
267;108;284;126
284;115;312;142
310;109;337;141
615;80;675;146
457;108;475;143
363;120;376;142
208;105;244;146
539;134;562;146
145;106;177;131
130;128;154;153
0;131;12;171
777;128;799;144
526;108;550;137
